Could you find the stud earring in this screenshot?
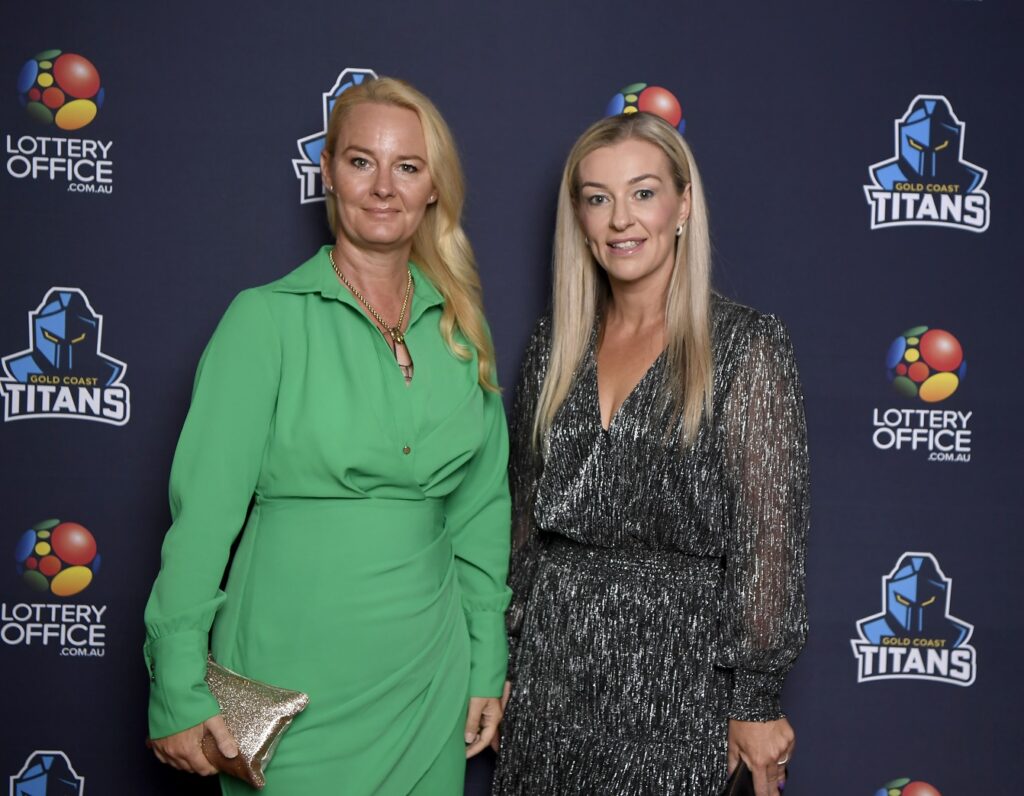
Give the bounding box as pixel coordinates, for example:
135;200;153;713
675;224;684;237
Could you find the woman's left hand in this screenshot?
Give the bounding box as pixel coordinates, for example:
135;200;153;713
464;696;503;758
727;717;794;796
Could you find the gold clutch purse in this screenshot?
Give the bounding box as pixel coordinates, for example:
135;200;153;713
201;656;309;789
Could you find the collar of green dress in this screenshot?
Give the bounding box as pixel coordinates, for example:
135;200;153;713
271;245;444;328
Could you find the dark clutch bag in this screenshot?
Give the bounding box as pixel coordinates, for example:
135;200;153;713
720;761;756;796
200;656;309;789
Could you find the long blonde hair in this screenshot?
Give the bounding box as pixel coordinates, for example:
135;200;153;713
322;77;497;391
535;113;713;444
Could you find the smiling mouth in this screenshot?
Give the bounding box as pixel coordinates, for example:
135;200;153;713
608;239;644;250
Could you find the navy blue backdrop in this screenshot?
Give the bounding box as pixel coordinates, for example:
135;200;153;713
2;1;1022;793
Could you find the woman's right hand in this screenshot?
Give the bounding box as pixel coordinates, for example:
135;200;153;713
149;714;238;775
727;717;794;796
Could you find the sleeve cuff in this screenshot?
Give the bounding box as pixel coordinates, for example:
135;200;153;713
465;610;508;697
727;669;786;722
144;629;220;739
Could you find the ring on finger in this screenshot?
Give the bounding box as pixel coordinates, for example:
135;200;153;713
777;754;789;765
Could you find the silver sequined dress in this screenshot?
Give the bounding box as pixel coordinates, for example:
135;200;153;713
493;297;810;795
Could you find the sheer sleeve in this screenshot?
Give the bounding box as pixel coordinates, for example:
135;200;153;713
718;314;810;721
505;317;551;679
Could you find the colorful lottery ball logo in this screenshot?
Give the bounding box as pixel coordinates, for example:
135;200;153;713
17;50;104;131
606;82;685;133
886;326;966;403
875;778;942;796
14;519;101;597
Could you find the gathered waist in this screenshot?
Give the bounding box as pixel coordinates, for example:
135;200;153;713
246;495;449;571
541;534;722;582
254;494;444;523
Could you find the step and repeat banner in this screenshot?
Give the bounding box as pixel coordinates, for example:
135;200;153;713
1;2;1020;794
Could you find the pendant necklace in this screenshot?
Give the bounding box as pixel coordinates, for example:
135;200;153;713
329;249;415;384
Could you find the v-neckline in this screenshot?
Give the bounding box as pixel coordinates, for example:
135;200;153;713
592;343;666;433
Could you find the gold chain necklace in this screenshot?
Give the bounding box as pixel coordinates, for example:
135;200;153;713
329;249;413;345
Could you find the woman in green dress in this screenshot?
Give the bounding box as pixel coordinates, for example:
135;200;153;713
145;77;511;794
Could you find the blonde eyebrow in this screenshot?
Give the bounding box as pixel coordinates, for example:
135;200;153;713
580;173;663;190
343;145;426;163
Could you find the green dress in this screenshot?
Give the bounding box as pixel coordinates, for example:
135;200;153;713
144;246;511;795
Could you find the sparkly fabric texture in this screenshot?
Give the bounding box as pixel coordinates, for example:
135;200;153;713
493;297;810;795
203;657;309;788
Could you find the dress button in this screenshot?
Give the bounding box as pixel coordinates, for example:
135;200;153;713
402;446;411;455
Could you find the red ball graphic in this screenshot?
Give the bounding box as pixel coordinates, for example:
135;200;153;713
42;86;65;109
39;555;62;577
51;522;98;566
903;783;942;796
637;86;683;128
919;329;962;372
52;53;101;98
907;361;930;383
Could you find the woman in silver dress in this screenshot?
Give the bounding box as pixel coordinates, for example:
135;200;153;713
493;112;809;796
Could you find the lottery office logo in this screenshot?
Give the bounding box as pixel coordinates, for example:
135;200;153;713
605;82;686;133
292;67;377;203
7;49;113;194
0;288;131;425
864;95;988;231
871;326;970;463
851;552;976;686
3;519;107;658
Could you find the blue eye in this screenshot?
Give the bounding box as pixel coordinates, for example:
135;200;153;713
351;157;370;169
586;194;608;205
